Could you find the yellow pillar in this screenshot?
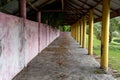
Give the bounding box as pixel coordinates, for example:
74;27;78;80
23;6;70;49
72;26;74;37
72;25;74;38
71;26;73;37
75;24;77;40
74;24;76;40
79;20;81;45
88;10;94;55
75;22;78;42
78;21;80;44
77;22;79;43
73;24;75;39
73;24;75;38
76;23;78;42
83;16;87;48
80;19;83;46
101;0;110;71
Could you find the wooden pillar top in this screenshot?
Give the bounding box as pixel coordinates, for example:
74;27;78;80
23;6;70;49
20;0;26;18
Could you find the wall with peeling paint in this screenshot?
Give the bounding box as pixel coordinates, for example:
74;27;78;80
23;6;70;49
0;12;60;80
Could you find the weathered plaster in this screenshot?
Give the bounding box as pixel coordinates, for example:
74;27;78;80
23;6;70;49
0;12;60;80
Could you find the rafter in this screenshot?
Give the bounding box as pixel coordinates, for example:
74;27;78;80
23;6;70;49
38;0;55;9
27;2;38;11
66;0;85;15
78;0;102;13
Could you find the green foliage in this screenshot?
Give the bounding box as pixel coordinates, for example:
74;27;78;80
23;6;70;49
110;17;120;32
93;16;120;42
94;22;102;40
86;25;89;34
112;31;119;37
59;25;71;32
111;37;120;45
109;17;120;42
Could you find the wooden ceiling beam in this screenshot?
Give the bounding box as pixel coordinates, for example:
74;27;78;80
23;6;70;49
67;0;101;18
110;8;120;18
40;9;84;13
67;1;83;13
64;5;82;18
27;2;39;11
68;0;85;9
78;0;102;13
64;4;83;15
90;0;102;9
66;0;85;15
77;0;101;18
37;0;55;9
65;3;82;17
94;8;120;23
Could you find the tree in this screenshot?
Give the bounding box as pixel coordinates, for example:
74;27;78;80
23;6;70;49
93;17;120;43
59;25;71;32
94;22;102;40
109;17;120;43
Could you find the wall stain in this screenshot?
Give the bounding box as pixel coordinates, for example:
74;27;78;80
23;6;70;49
0;40;2;70
18;20;26;69
0;40;2;57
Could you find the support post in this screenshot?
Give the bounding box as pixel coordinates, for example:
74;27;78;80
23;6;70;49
76;22;79;42
20;0;26;18
75;24;76;40
71;26;72;37
78;21;80;44
72;25;74;38
79;20;81;45
73;25;75;39
74;25;76;39
76;24;78;41
80;19;83;47
72;25;74;39
83;16;86;48
74;24;76;39
101;0;110;71
88;10;94;55
61;0;64;10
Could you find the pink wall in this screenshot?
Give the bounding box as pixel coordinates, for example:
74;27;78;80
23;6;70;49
25;20;38;65
60;32;70;37
0;12;60;80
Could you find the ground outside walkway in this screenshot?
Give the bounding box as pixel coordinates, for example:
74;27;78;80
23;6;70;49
13;32;115;80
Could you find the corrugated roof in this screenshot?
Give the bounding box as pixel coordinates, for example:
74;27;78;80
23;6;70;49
0;0;120;25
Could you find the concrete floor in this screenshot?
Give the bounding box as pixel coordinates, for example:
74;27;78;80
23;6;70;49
13;33;115;80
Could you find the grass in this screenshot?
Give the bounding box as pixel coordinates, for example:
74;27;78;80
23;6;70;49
109;38;120;73
86;35;120;73
111;37;120;45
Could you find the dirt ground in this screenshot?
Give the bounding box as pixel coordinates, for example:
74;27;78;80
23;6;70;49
13;33;116;80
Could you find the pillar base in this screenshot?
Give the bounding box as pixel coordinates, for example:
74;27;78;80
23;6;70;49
100;66;109;74
88;53;93;56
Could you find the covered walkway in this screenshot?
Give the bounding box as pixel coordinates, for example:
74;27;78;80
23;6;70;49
13;33;115;80
0;0;120;80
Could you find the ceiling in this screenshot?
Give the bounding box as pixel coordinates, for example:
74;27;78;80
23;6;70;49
0;0;120;25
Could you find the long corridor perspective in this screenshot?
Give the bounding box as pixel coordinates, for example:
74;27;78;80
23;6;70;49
13;32;115;80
